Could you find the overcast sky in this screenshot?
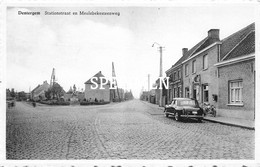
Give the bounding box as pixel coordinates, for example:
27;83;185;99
6;5;256;97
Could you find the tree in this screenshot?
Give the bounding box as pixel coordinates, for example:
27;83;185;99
6;89;11;98
45;89;52;100
67;86;73;94
10;88;16;98
45;82;64;100
18;91;26;101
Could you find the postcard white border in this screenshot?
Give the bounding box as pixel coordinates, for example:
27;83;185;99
0;0;259;166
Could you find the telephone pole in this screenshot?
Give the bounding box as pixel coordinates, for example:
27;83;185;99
50;68;56;87
112;62;121;102
152;42;164;107
148;74;150;91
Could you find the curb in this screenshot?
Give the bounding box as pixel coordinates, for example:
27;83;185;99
203;118;255;130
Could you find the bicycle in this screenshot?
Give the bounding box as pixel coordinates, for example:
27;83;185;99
202;102;216;117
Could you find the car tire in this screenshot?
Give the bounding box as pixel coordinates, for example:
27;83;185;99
164;109;169;117
174;112;181;121
197;118;202;123
165;113;169;117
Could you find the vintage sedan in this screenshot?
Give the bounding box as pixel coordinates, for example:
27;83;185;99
164;98;204;122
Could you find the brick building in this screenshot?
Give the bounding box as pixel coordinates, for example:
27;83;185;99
84;71;110;102
164;23;255;121
182;29;221;106
165;48;188;104
215;23;255;120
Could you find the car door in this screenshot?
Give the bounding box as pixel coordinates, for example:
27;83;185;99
168;100;176;114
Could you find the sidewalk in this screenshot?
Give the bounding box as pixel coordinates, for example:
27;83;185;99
141;100;255;130
203;115;255;130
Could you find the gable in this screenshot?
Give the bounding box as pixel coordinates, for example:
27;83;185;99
84;71;110;85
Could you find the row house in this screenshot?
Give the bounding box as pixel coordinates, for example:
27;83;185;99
166;29;221;105
165;23;255;120
165;48;188;104
182;29;221;106
215;23;255;120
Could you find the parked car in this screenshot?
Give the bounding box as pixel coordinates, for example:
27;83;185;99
164;98;204;122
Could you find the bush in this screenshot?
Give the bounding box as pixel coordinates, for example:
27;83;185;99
39;100;70;106
80;101;110;105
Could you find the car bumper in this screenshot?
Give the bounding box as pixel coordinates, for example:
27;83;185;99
180;115;203;118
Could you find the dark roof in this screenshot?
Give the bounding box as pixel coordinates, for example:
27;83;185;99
31;81;50;95
191;37;219;55
84;71;110;85
223;31;255;60
168;37;209;72
31;84;40;93
220;23;255;60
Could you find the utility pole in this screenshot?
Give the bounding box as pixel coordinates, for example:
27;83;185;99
112;62;121;102
148;74;150;103
159;46;163;77
29;86;31;100
152;42;164;107
148;74;150;91
50;68;56;87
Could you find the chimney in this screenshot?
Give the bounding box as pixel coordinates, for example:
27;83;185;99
208;29;220;40
182;48;188;56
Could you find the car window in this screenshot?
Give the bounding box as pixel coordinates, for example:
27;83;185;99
178;100;197;107
171;100;175;105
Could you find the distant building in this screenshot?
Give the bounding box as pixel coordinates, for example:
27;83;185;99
215;23;255;120
148;89;156;104
124;90;134;101
84;71;110;102
140;91;149;101
31;81;50;101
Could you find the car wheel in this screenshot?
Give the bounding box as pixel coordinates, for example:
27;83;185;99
175;112;181;121
165;113;169;117
164;110;169;117
197;118;202;123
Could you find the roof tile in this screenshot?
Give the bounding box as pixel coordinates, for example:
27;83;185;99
221;23;255;60
223;31;255;60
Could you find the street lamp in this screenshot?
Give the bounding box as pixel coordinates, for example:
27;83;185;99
152;42;164;107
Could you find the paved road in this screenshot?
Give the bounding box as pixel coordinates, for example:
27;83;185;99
6;100;254;159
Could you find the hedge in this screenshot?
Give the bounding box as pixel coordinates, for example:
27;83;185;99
80;101;110;105
39;101;70;106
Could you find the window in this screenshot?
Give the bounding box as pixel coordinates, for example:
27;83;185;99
178;100;196;107
203;84;209;102
229;80;243;104
203;54;208;70
173;72;176;81
177;70;181;79
192;60;196;73
185;64;189;76
173;87;177;98
178;85;182;97
185;87;190;98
